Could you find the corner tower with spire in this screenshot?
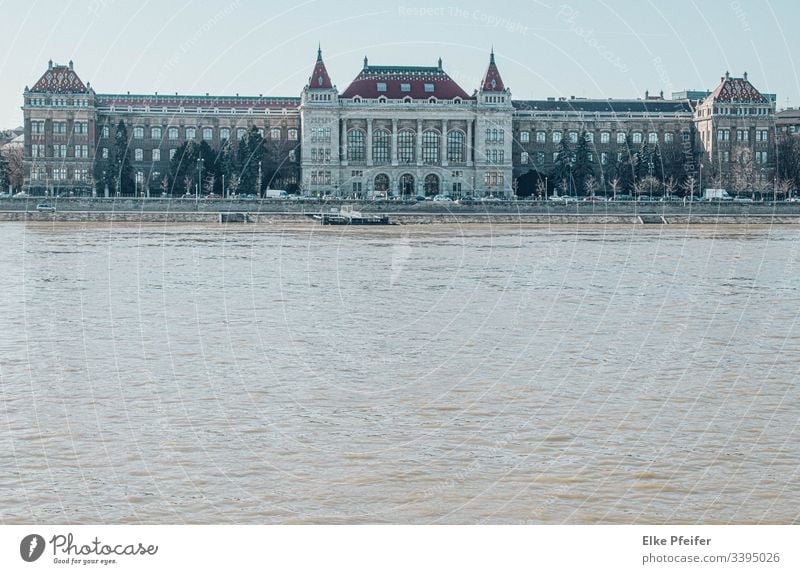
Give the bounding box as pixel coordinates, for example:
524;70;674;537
478;48;511;106
474;49;513;197
300;46;341;194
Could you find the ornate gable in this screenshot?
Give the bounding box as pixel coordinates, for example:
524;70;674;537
30;61;89;94
708;72;767;104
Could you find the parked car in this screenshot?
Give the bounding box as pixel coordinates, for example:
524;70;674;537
36;203;56;212
613;194;634;201
582;196;605;202
414;195;427;201
733;197;754;203
14;192;29;198
433;194;454;202
459;195;478;203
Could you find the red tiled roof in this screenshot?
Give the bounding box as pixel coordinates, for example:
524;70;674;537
341;61;472;100
95;94;300;109
481;51;505;92
308;46;333;89
30;62;89;94
707;73;767;104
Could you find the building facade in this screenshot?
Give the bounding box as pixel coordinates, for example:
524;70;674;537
20;53;779;198
300;49;513;197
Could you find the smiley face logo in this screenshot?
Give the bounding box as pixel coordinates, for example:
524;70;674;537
20;534;46;562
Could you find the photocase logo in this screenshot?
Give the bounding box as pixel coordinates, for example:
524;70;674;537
20;534;46;562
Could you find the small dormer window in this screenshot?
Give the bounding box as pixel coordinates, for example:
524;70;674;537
318;76;323;86
428;97;437;103
403;96;412;103
377;82;387;92
353;96;362;103
491;79;496;89
400;84;411;92
424;83;434;93
454;97;462;104
378;96;387;103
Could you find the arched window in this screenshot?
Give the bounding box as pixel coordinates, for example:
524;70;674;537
422;130;440;165
397;130;415;164
373;129;390;164
447;130;465;164
374;174;389;193
424;174;440;195
399;173;415;195
347;129;366;163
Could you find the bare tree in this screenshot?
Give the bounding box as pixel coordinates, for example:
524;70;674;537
227;174;241;197
637;175;660;198
535;178;546;200
731;146;757;197
2;145;24;192
609;176;620;200
775;178;793;200
663;176;677;198
203;174;215;196
682;175;697;199
584;175;598;198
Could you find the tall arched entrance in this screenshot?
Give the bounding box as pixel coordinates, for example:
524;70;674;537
399;173;415;197
424;173;440;196
374;174;389;196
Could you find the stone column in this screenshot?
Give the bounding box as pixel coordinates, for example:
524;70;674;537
416;119;423;166
341;117;348;166
466;118;473;166
391;119;398;166
441;119;448;167
366;118;373;166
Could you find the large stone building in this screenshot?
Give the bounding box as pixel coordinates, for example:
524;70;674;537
301;48;512;197
693;72;776;190
20;52;779;198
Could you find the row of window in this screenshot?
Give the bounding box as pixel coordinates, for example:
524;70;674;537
711;106;772;116
30;120;89;135
98;147;297;163
518;149;770;166
345;129;468;165
27;97;90;107
310;171;505;190
100;125;298;141
30;167;91;181
715;128;770;142
518;130;683;145
31;144;89;158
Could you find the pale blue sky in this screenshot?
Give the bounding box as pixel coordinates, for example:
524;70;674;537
0;0;798;127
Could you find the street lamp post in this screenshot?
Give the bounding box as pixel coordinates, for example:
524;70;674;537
697;163;703;202
257;161;262;197
196;158;204;199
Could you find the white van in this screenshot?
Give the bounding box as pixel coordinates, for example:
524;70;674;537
264;189;289;199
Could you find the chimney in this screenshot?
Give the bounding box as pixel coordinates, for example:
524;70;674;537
660;90;664;98
743;71;748;80
438;57;442;70
645;90;649;98
69;60;73;70
725;71;730;79
48;59;53;70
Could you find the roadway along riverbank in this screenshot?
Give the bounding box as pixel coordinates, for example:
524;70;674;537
2;197;800;225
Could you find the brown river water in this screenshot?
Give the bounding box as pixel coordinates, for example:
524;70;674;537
1;222;798;524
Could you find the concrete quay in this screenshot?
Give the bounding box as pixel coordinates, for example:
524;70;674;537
2;197;800;225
